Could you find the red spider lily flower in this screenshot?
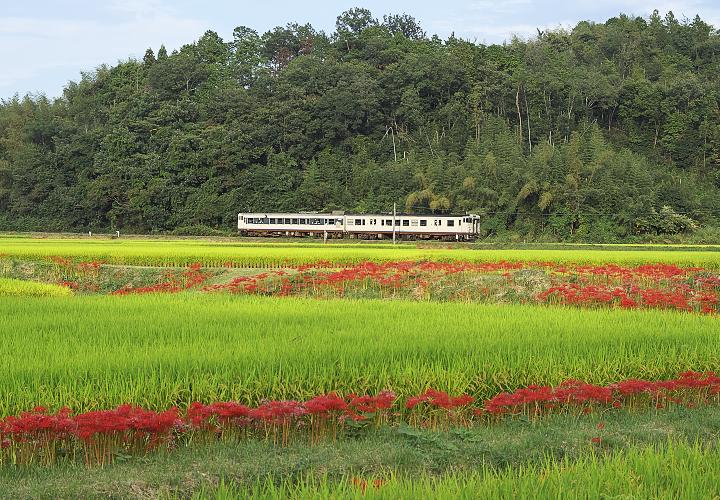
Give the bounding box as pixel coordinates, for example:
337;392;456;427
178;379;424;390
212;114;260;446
406;389;474;410
347;390;396;414
304;393;348;416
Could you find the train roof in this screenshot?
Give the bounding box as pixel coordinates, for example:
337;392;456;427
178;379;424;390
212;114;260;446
239;212;477;218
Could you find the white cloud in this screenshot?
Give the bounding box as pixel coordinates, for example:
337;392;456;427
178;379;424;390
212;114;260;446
0;1;208;98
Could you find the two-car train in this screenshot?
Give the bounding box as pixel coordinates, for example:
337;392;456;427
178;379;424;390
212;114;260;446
237;212;481;240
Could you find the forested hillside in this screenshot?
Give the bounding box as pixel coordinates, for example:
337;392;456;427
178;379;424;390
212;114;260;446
1;9;719;241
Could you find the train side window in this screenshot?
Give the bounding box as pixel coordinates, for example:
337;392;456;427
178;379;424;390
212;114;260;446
402;220;409;226
292;218;298;224
411;220;419;227
269;218;276;224
447;220;455;227
299;219;306;224
282;218;289;224
385;219;392;225
327;219;335;225
355;219;364;225
395;220;400;226
420;220;427;227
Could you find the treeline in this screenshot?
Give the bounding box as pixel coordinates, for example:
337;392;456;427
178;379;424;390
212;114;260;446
1;8;719;241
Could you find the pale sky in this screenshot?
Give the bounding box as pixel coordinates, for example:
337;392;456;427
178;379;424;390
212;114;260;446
1;0;719;99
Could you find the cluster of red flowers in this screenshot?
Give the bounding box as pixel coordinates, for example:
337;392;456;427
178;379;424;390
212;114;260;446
187;390;397;428
48;257;103;291
1;405;181;466
203;260;536;297
406;388;475;410
558;263;691;280
539;264;719;313
0;391;399;465
482;371;720;417
4;372;720;467
112;263;209;295
202;260;719;314
406;388;476;428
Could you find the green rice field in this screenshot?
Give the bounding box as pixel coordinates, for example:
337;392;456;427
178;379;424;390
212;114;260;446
0;277;73;297
1;294;718;415
2;236;720;267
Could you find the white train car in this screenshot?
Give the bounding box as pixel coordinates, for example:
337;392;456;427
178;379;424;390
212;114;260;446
237;212;481;240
